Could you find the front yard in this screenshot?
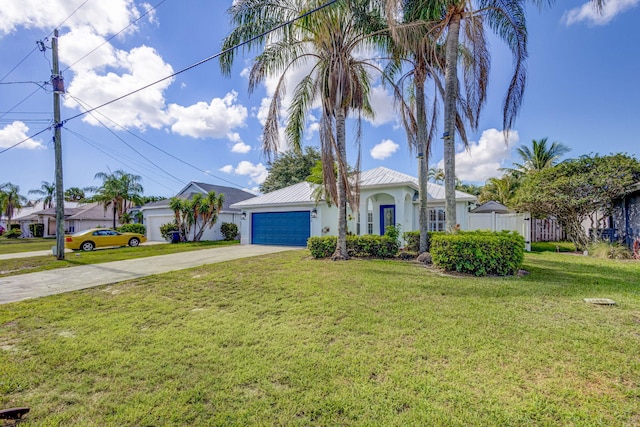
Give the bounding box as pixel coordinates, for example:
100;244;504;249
0;239;239;277
1;251;638;425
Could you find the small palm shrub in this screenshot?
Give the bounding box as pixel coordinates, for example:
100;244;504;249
220;222;239;241
117;223;146;235
430;231;525;276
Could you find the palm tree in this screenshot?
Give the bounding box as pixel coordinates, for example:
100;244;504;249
64;187;86;202
0;183;27;226
221;0;386;259
28;181;56;209
91;170;144;229
504;137;570;177
384;0;444;254
382;0;604;232
428;166;445;184
479;174;520;206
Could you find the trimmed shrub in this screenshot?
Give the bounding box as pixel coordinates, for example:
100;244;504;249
308;235;399;259
402;230;443;252
220;222;239;241
430;231;525;276
117;223;146;235
29;223;44;238
160;222;179;241
4;228;22;239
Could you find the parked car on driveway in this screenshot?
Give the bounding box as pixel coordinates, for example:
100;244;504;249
64;228;147;251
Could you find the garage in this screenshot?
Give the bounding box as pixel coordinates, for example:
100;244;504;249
251;211;310;246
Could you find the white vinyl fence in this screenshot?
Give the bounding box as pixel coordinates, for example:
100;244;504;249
468;212;531;251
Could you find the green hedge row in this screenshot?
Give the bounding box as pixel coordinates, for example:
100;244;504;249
430;231;525;276
308;235;399;259
402;231;445;252
117;223;146;235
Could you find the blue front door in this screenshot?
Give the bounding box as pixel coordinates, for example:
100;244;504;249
380;205;395;235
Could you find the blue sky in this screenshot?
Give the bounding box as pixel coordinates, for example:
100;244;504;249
0;0;638;198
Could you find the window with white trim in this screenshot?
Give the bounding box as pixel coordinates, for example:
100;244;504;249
429;208;446;231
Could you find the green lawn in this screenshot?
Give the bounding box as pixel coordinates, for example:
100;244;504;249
1;251;639;426
0;237;57;254
0;240;239;277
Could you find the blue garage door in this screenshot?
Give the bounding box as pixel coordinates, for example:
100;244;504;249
252;211;310;246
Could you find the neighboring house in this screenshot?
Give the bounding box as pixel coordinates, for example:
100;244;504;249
140;182;256;241
611;182;640;249
14;202;118;237
231;166;477;246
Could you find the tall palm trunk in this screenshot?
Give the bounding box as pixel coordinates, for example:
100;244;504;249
415;70;430;253
333;106;349;260
443;11;461;232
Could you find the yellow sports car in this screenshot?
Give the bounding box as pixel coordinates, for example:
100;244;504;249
65;228;147;251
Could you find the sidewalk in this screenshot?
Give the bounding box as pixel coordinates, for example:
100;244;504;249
0;245;300;304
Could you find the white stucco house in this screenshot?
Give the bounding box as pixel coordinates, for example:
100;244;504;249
140;182;256;242
230;166;478;246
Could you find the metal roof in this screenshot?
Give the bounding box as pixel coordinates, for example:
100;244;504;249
231;182;316;208
231;167;476;209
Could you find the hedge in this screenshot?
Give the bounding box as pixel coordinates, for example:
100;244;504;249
117;223;146;235
430;231;525;276
402;231;444;252
220;222;239;241
308;235;399;259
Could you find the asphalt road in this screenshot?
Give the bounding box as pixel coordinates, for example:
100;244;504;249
0;245;301;305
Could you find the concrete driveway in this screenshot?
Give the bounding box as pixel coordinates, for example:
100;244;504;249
0;245;301;305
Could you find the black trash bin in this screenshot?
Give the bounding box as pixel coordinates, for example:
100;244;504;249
171;231;181;243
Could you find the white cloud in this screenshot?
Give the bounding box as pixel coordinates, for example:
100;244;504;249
64;45;174;130
168;92;248;139
370;139;399;160
437;128;519;182
0;0;140;36
234;161;268;184
231;142;251;153
563;0;638;26
219;161;268;185
0;121;45;150
364;85;397;127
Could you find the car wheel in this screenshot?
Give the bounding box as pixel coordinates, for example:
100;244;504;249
81;241;95;251
128;238;140;247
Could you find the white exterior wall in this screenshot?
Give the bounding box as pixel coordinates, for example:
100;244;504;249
142;207;240;242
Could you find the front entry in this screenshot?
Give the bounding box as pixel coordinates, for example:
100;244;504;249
380;205;395;235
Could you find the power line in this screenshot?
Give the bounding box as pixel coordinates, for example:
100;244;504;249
63;0;339;124
65;126;181;193
62;0;168;73
66;94;247;189
0;0;92;83
66;94;186;186
0;126;51;154
0;87;46;121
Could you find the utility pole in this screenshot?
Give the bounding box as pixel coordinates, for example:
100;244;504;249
52;29;65;260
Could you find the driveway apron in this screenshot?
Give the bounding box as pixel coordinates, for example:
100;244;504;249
0;245;300;304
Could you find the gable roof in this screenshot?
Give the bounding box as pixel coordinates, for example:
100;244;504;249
470;200;510;213
141;183;256;213
231;167;476;209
